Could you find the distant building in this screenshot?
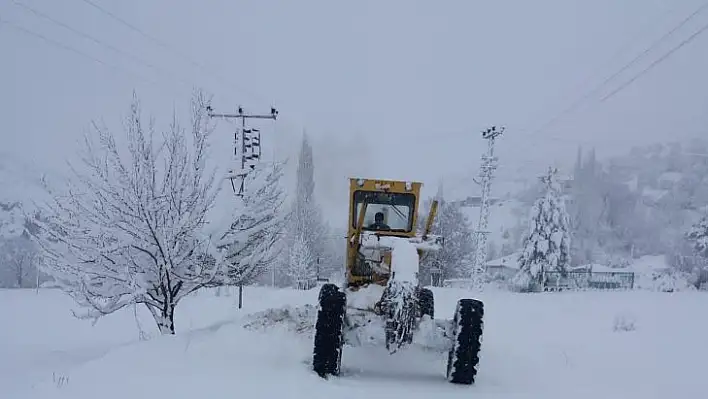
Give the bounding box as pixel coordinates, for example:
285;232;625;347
451;196;502;208
484;253;521;279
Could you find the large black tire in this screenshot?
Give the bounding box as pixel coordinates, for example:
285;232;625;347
417;287;434;319
446;298;484;385
312;283;346;378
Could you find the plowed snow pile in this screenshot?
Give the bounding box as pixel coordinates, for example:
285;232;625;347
2;286;706;398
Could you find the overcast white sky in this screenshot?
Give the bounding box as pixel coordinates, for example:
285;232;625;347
3;0;708;224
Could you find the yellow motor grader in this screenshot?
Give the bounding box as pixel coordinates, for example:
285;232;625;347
311;177;484;384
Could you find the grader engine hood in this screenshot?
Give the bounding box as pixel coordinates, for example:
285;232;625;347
355;231;443;252
351;231;443;277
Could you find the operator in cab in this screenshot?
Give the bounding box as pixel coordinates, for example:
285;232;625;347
368;211;391;230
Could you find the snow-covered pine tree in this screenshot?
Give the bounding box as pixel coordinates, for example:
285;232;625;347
686;212;708;258
209;161;288;287
30;91;223;334
513;167;572;291
285;233;316;289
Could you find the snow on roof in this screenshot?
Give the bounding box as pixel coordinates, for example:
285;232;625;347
486;252;521;269
458;199;522;246
641;187;668;202
624;175;639;192
627;255;671;273
659;171;683;182
590;264;625;273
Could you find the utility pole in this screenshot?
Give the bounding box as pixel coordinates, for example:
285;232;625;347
207;104;278;308
207;105;278;195
470;126;504;289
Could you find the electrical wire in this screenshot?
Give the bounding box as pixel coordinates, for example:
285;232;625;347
601;19;708;102
11;0;197;91
75;0;313;136
76;0;273;107
522;0;708;139
0;16;185;97
10;0;307;161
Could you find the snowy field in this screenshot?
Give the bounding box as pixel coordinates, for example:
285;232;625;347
2;286;706;398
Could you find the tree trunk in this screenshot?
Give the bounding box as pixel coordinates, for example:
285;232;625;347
146;301;176;335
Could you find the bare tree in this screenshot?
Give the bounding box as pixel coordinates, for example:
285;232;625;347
284;233;316;289
418;197;475;282
31;91;223;334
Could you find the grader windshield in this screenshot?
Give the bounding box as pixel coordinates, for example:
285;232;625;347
352;190;416;232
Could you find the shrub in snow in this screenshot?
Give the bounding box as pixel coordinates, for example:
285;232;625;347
651;270;695;292
513;167;572;291
613;312;636;332
52;372;69;388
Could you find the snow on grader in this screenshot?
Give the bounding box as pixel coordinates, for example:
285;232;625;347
312;177;484;384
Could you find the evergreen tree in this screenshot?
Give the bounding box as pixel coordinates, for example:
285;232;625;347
281;132;328;286
513;167;572;291
686;212;708;258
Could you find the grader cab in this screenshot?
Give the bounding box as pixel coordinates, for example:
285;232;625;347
346;178;440;288
311;177;485;385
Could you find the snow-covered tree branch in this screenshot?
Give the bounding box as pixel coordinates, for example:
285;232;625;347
30;90;223;334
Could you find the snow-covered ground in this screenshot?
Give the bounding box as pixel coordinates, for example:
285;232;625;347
2;285;706;398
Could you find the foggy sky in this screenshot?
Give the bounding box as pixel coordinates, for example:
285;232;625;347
3;0;708;225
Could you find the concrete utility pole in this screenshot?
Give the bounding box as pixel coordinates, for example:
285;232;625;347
207;105;278;195
207;105;278;308
470;126;504;289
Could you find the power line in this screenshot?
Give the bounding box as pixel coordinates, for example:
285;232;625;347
11;0;196;91
0;17;184;97
75;0;312;144
531;3;685;126
76;0;272;107
601;19;708;102
521;0;708;139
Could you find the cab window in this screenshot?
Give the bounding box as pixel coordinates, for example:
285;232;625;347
352;191;415;232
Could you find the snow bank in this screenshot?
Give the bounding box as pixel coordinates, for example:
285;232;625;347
242;304;317;336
